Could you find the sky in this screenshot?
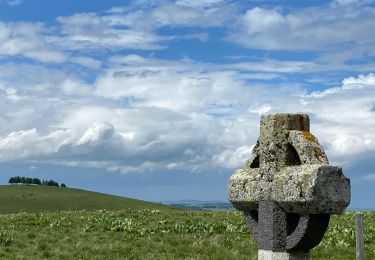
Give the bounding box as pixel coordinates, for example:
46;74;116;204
0;0;374;209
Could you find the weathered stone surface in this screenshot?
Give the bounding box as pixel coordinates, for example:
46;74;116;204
228;113;350;214
259;250;310;260
227;113;351;256
274;165;350;214
229;164;350;214
288;130;328;165
245;205;330;252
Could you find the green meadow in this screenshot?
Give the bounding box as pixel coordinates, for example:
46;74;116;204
0;185;169;213
0;186;373;259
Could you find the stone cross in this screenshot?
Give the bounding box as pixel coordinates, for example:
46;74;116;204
228;113;351;260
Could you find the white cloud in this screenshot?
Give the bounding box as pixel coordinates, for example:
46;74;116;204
229;3;375;53
0;55;262;172
0;21;103;66
0;128;69;161
0;62;100;142
229;60;316;73
0;62;92;98
63;1;235;50
71;56;102;69
55;13;166;51
0;22;68;63
106;1;236;29
0;51;374;175
60;78;92;96
296;74;375;165
330;0;368;7
0;105;251;173
213;145;251;169
1;0;373;74
342;73;375;89
146;3;234;28
1;0;22;6
95;55;254;112
175;0;226;8
248;104;272;115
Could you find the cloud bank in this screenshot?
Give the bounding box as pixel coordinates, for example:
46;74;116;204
1;53;374;174
0;0;374;179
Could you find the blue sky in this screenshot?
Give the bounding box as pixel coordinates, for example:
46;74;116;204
0;0;374;209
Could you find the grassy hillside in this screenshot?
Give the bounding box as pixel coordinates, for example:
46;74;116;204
0;210;373;259
0;185;170;213
0;186;373;259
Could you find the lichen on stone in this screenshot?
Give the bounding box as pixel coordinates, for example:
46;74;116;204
301;131;318;143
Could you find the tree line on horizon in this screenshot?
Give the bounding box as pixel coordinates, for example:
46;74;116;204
8;176;66;187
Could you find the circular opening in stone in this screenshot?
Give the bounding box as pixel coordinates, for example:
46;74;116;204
286;213;300;235
250;155;259;168
286;144;301;166
247;210;258;222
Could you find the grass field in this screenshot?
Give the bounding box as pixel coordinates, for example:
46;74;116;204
0;209;373;259
0;185;169;213
0;186;373;259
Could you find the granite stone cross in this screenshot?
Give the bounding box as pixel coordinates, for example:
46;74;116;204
228;113;351;260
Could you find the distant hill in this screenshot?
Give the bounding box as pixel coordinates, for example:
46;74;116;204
0;185;171;213
161;200;234;211
161;200;226;204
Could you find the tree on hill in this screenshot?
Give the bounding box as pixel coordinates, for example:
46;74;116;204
8;176;64;187
42;179;59;187
8;176;41;185
8;176;16;184
33;178;41;185
25;177;33;184
60;183;67;188
9;176;22;184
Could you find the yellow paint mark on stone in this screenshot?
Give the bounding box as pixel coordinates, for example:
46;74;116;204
301;131;317;143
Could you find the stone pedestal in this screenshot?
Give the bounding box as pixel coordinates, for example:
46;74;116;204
258;250;310;260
